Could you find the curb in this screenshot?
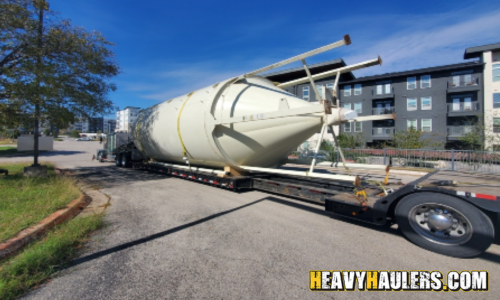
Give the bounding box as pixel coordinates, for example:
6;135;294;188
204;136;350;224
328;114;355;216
0;194;89;261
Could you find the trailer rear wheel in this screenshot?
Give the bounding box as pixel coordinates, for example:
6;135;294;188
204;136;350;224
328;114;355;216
115;154;122;167
121;153;131;168
395;192;494;258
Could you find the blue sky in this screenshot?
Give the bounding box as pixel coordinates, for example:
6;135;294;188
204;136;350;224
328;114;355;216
49;0;500;116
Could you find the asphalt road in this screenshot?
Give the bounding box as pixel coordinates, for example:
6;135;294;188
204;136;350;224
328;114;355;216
2;139;500;299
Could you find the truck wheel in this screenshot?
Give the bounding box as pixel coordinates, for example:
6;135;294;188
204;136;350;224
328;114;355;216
121;153;131;168
395;192;494;258
116;154;122;167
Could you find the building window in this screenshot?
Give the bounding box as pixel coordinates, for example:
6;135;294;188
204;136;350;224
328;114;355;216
376;83;391;95
344;85;351;96
326;83;334;90
344;122;351;132
407;98;417;111
316;85;324;100
421;97;432;110
493;63;500;82
303;87;309;101
343;103;352;110
421;75;431;88
385;83;391;94
407;119;417;130
354;102;362;113
494;118;500;133
421;119;432;132
354;84;362;95
494;93;500;108
407;77;416;90
354;122;362;132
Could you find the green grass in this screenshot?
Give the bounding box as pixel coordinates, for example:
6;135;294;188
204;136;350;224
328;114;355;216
0;163;81;241
0;147;17;156
0;214;103;300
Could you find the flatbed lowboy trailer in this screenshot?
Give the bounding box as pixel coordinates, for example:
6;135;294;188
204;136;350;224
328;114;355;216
119;159;500;258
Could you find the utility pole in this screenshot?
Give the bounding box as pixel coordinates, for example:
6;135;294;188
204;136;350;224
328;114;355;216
33;0;48;167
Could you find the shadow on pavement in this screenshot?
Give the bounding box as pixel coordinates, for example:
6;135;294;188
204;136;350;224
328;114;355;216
1;150;86;158
59;165;171;188
64;197;267;269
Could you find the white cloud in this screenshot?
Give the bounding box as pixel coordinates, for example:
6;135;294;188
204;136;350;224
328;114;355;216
338;8;500;76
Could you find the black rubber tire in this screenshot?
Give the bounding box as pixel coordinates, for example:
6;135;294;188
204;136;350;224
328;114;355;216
115;154;122;167
97;152;103;163
121;153;131;168
395;192;494;258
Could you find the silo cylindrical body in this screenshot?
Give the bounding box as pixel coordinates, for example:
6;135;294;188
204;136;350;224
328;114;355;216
131;76;324;169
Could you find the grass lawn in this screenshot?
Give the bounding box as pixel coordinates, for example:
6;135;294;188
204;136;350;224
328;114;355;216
0;146;17;156
0;163;81;241
0;162;104;300
0;214;103;300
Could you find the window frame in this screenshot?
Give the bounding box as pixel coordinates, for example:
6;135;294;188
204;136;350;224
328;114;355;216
421;96;432;110
354;84;362;95
407;98;417;111
302;86;309;101
354;102;362;114
407;77;417;90
421;119;432;132
316;85;324;100
494;93;500;109
494;118;500;133
344;122;351;132
344;85;352;97
407;119;417;130
493;63;500;82
343;103;352;110
354;122;362;132
421;75;431;88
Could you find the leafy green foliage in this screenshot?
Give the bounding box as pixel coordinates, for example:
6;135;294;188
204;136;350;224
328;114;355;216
70;129;80;138
0;0;119;163
337;133;364;149
390;127;443;149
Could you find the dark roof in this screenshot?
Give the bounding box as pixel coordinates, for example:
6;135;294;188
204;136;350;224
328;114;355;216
464;42;500;59
262;59;355;83
339;61;484;84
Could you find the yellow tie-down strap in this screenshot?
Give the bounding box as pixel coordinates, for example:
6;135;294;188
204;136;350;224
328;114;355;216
177;91;195;157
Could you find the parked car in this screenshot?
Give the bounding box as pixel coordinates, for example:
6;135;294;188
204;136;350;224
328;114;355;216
76;137;92;141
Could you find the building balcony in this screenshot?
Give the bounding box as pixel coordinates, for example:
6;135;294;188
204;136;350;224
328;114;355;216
372;127;394;139
447;101;480;116
372;107;395;115
446;79;480;93
447;126;473;140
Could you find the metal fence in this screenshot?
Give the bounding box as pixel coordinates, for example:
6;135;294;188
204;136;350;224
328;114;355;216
290;148;500;174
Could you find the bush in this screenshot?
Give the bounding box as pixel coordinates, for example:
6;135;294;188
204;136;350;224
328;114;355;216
70;130;81;138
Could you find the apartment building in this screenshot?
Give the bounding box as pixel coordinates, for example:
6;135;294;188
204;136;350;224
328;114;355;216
116;106;141;132
338;61;484;149
464;43;500;150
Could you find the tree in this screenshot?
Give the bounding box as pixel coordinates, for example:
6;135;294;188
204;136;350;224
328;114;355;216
0;0;119;167
337;133;364;149
390;127;443;149
458;114;500;151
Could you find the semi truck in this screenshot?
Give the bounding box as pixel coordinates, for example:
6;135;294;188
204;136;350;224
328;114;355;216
112;35;500;258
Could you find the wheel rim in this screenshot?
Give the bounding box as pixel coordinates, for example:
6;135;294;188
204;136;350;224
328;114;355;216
408;203;473;245
121;155;126;167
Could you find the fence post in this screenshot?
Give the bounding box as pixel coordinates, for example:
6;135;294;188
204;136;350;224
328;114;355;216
383;148;387;165
451;149;455;171
337;150;340;163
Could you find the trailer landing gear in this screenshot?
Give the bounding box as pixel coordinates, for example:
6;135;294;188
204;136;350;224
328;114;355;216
395;192;494;258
